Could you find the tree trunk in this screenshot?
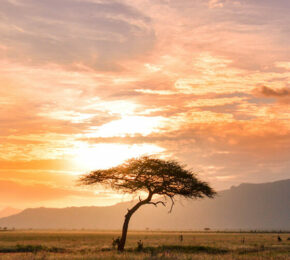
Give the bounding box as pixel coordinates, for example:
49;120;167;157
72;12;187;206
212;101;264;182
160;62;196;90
118;211;132;251
117;193;153;251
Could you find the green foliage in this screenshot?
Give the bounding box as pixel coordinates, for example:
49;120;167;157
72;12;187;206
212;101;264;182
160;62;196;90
158;245;228;254
0;244;65;253
131;245;228;254
0;244;44;253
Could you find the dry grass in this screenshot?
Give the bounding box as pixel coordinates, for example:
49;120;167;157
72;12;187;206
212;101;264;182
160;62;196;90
0;231;289;259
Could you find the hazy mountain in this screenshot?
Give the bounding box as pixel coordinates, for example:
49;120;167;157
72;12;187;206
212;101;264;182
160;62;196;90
0;179;289;230
0;207;22;219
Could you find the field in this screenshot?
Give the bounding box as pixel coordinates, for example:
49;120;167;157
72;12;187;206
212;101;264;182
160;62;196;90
0;231;289;260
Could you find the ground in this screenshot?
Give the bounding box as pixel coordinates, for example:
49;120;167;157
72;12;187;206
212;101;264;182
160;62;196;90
0;231;289;259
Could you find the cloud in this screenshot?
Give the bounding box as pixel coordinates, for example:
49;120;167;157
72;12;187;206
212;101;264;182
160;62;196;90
80;117;290;190
255;86;290;97
0;0;155;71
156;0;290;72
1;0;290;204
208;0;226;8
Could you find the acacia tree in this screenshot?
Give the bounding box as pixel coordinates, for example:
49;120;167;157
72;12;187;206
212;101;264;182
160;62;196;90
79;156;216;251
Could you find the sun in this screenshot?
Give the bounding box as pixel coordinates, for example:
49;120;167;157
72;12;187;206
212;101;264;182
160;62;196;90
72;142;165;171
68;113;168;172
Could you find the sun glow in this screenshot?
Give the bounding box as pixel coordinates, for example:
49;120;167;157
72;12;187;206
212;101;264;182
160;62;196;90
86;116;166;137
72;142;165;171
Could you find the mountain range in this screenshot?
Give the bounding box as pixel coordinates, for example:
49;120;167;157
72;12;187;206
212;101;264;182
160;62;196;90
0;179;289;230
0;207;21;219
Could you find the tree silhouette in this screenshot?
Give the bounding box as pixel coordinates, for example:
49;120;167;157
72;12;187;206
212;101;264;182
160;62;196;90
79;156;216;251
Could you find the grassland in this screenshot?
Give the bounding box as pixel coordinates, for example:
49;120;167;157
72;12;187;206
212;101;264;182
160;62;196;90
0;230;289;259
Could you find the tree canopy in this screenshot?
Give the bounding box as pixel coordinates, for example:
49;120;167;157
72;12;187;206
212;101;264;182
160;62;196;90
79;156;216;251
80;156;215;200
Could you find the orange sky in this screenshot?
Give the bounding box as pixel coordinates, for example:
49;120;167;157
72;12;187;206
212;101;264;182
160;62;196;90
0;0;290;209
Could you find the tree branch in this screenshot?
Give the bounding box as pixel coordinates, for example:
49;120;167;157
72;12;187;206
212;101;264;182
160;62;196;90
148;201;166;207
168;196;175;213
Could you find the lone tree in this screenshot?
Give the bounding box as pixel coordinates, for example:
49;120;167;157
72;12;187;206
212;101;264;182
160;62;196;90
79;156;216;251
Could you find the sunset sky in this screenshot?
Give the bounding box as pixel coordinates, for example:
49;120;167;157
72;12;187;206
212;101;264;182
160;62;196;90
0;0;289;210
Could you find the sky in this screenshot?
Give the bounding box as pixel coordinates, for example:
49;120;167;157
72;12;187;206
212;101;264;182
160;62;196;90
0;0;289;209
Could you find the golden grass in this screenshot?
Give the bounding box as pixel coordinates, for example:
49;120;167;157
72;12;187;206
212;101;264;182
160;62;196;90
0;231;289;259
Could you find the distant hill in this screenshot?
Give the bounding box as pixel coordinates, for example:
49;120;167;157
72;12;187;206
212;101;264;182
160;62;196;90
0;207;22;219
0;179;289;230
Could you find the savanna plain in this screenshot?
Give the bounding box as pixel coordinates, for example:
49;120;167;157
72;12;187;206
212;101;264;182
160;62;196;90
0;231;289;260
